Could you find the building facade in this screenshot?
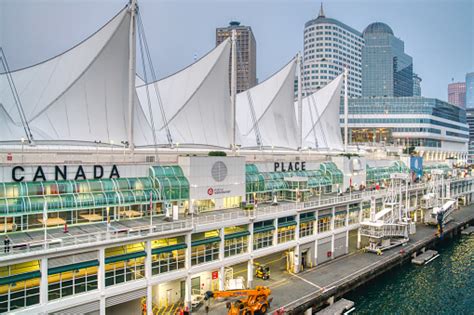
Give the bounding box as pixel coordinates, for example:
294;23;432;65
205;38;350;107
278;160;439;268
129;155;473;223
448;82;466;108
466;72;474;109
362;22;413;97
216;21;257;93
466;108;474;163
342;96;469;161
302;4;363;98
413;73;422;96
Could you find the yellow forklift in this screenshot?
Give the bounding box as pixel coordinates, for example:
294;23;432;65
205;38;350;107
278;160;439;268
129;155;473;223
255;263;270;280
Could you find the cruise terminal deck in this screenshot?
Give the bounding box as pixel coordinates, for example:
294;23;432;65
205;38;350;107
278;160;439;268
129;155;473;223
199;205;474;314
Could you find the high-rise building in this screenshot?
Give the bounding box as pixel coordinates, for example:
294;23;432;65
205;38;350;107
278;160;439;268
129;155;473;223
413;73;422;96
466;108;474;163
448;82;466;108
362;22;413;97
302;4;364;98
466;72;474;109
216;21;257;93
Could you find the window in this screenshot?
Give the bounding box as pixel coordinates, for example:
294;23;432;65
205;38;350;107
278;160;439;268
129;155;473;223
224;236;248;257
191;243;219;266
318;216;331;233
105;256;145;287
277;226;295;243
48;266;98;300
299;222;314;238
151;249;185;275
253;231;274;250
334;212;346;229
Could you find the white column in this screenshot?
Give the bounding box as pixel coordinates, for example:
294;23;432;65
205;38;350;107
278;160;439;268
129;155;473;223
273;219;278;246
185;275;192;310
219;227;225;290
331;206;335;259
219;266;225;291
247;258;254;288
40;257;48;306
345;205;349;254
293;244;300;273
314;239;318;266
145;240;153;315
185;233;192;310
98;248;106;315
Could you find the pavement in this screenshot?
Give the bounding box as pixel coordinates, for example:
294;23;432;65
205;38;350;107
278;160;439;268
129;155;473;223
197;205;474;314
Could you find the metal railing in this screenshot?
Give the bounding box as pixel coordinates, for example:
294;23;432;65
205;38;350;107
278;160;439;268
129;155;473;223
1;176;472;259
0;220;192;258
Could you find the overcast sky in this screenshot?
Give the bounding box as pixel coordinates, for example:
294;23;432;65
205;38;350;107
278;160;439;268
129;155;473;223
1;0;473;101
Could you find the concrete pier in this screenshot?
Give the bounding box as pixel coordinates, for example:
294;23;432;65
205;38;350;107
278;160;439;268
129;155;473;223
411;250;439;265
316;298;354;315
461;226;474;235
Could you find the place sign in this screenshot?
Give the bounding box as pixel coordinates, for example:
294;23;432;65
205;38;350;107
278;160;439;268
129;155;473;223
11;165;120;182
274;162;306;172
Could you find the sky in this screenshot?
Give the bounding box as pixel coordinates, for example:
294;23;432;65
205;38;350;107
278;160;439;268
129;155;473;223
1;0;473;101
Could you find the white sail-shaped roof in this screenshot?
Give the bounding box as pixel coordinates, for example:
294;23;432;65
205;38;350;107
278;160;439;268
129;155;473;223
135;40;232;148
298;74;344;151
236;58;298;150
0;6;152;145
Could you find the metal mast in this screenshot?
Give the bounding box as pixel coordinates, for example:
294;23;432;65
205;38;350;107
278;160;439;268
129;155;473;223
344;67;348;152
231;29;237;151
297;52;303;150
128;0;137;150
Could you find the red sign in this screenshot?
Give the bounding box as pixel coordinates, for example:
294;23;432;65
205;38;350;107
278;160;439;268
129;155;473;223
207;188;214;196
212;270;218;280
6;153;12;161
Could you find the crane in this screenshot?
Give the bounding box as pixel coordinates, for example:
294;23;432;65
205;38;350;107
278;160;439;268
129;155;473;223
204;286;272;315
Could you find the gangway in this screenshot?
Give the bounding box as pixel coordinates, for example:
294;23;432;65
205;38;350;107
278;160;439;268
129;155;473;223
359;173;410;254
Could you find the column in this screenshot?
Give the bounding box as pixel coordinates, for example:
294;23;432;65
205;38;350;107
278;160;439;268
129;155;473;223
145;240;153;315
185;275;192;311
295;214;300;242
40;257;48;306
98;248;106;315
218;228;225;291
345;204;349;254
293;244;300;273
185;233;192;310
247;258;254;288
314;239;318;266
330;207;335;259
219;266;225;291
273;218;278;246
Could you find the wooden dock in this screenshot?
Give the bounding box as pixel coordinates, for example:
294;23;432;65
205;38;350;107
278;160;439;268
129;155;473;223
461;226;474;235
411;250;439;265
316;298;355;315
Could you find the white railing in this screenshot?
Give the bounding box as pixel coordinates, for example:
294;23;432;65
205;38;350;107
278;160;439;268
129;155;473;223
2;176;472;259
0;220;192;259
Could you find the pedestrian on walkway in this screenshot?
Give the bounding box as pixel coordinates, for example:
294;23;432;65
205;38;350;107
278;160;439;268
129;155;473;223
4;236;10;253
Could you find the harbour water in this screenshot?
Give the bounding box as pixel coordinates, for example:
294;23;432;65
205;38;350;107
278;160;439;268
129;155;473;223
345;234;474;315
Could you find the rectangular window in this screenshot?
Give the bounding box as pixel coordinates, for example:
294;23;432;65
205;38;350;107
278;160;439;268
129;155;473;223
318;216;331;233
277;226;295;244
191;243;219;266
224;236;248;257
48;266;98;300
253;231;274;250
299;221;314;238
151;249;186;275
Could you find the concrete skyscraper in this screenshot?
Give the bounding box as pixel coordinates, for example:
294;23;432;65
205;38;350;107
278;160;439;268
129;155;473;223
448;82;466;108
466;72;474;109
362;22;414;97
216;21;257;93
302;4;364;98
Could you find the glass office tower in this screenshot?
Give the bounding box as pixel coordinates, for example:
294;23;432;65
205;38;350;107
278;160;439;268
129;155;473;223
362;22;414;97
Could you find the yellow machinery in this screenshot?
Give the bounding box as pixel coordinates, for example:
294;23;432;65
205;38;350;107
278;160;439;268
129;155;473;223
255;263;270;280
204;286;272;315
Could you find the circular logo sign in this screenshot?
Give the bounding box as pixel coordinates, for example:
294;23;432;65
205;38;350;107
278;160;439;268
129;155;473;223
211;161;228;182
207;188;214;195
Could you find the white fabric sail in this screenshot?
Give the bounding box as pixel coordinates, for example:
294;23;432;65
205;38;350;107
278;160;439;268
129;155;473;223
0;6;152;145
298;74;344;151
236;58;298;150
135;40;233;148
